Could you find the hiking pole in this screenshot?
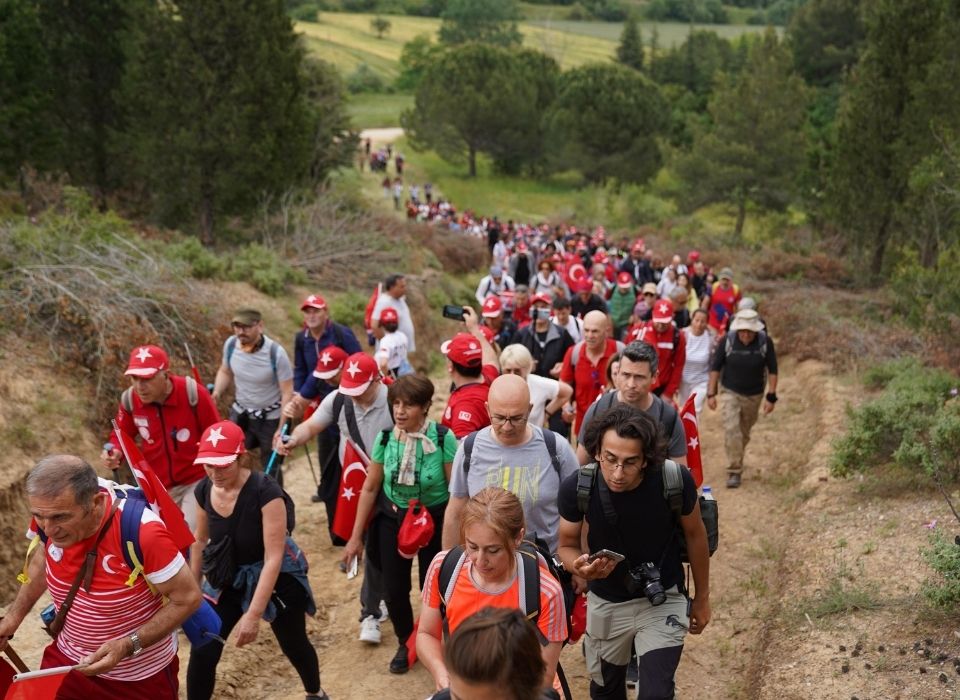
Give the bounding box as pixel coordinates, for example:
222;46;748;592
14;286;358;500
302;440;320;488
184;342;202;384
265;420;290;477
103;442;121;483
2;639;29;673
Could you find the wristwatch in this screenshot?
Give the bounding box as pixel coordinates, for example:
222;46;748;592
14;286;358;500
128;632;143;657
766;392;778;403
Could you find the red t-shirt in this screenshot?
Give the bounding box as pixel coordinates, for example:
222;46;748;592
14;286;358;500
37;493;185;680
631;323;686;398
560;339;619;431
442;365;499;438
708;282;741;332
109;375;221;488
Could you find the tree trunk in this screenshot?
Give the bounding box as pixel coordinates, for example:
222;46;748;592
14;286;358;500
199;176;215;246
468;146;477;178
870;219;890;283
734;196;747;239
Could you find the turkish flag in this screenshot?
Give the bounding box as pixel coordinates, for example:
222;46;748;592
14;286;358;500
406;617;419;667
111;421;196;553
0;658;14;696
330;438;370;542
680;394;704;487
3;666;70;700
302;398;321;422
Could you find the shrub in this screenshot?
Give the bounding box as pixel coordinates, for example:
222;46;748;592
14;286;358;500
288;2;319;21
327;289;369;330
228;243;306;296
346;63;387;94
922;532;960;611
830;359;959;479
167;237;226;279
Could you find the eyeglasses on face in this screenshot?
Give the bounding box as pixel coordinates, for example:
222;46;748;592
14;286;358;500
490;413;528;427
598;451;644;473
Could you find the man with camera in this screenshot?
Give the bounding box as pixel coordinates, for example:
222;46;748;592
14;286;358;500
439;306;500;438
557;404;710;699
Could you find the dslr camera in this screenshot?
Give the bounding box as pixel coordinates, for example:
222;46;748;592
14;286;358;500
626;562;666;606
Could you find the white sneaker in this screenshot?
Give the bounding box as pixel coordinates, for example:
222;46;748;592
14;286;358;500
359;615;381;644
378;600;389;622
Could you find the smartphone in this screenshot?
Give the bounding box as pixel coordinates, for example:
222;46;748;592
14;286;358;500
587;549;625;564
442;304;466;321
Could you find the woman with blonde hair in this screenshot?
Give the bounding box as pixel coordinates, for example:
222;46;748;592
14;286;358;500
499;344;572;429
417;487;567;694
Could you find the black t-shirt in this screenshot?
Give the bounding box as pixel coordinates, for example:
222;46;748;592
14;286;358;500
711;332;778;396
195;471;285;566
571;294;607;319
558;463;697;603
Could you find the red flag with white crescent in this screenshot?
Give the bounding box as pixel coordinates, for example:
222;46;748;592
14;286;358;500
331;438;370;542
566;262;587;289
111;422;195;553
680;394;703;487
3;666;70;700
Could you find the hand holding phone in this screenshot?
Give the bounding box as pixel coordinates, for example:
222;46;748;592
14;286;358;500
442;304;466;321
587;549;625;564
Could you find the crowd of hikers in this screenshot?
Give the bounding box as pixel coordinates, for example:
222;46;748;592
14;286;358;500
0;156;781;700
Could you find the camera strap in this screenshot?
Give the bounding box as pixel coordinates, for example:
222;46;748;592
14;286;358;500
595;466;675;572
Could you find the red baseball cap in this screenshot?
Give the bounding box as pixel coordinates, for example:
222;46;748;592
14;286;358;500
339;353;380;397
441;333;483;367
652;298;675;324
379;307;399;324
125;345;169;378
481;296;503;318
194;420;246;467
530;292;552;306
575;279;593;294
617;271;633;288
301;294;327;311
688;250;701;262
313;346;349;380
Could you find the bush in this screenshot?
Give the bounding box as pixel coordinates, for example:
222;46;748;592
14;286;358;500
167;237;226;279
830;359;959;479
922;532;960;611
228;243;307;296
288;2;319;21
346;63;387;94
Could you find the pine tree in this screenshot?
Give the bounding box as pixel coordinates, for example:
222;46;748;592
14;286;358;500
438;0;522;47
616;15;643;72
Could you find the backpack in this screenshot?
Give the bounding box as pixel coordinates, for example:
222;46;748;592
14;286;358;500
196;471;296;536
379;423;449;448
570;340;626;369
723;329;768;360
436;539;574;700
226;335;280;382
575;460;718;563
590;392;679;446
460;427;561;478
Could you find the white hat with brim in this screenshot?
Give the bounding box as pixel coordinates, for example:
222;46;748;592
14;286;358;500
730;312;763;333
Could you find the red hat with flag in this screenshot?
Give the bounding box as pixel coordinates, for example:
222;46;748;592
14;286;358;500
530;292;552;306
300;294;327;311
195;421;246;467
441;333;483;367
339;353;380;397
313;346;349;380
481;296;503;318
652;298;675;324
125;345;169;378
616;271;634;289
379;307;399;324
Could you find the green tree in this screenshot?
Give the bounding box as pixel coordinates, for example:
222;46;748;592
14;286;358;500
549;63;668;185
121;0;322;243
616;15;643;71
675;28;808;236
787;0;864;87
401;44;555;176
0;0;54;195
370;15;391;39
828;0;960;277
395;34;444;91
438;0;522;47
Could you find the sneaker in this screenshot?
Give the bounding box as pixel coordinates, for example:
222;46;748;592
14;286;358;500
625;653;638;689
359;615;381;644
378;600;389;622
311;493;322;503
726;473;742;489
389;644;410;674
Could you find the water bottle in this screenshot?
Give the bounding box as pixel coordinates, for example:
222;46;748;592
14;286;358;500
702;485;715;501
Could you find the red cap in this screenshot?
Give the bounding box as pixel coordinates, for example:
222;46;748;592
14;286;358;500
688;250;701;262
124;345;169;378
575;278;593;294
379;307;399;324
300;294;327;311
593;251;609;263
441;333;483;367
194;420;246;467
313;345;349;380
339;353;380;397
397;502;436;559
481;296;503;318
652;298;675;323
530;292;552;306
616;272;633;288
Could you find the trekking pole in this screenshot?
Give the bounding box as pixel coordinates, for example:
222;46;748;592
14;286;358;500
103;442;121;483
302;440;320;488
184;342;202;384
2;640;29;673
265;420;290;477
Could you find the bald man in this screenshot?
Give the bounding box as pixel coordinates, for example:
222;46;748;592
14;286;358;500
441;374;580;553
560;310;625;433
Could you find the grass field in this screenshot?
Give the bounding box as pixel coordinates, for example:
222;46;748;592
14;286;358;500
347;93;414;129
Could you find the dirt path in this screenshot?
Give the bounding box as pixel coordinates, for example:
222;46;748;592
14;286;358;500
360;127;403;145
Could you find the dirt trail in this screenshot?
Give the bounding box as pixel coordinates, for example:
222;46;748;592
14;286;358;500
3;356;957;698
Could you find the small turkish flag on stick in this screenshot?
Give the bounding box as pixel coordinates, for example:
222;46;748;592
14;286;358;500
680;394;704;488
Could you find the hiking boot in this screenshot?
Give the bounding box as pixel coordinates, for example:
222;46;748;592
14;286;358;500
389;644;410;674
359;615;381;644
726;473;742;489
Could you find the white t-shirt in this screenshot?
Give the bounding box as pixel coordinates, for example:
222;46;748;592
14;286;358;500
376;330;409;371
373;294;416;351
527;373;560;428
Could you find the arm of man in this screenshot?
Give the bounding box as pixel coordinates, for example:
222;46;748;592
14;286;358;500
212;361;233;403
667;404;688;464
763;337;778;414
557;517;615;586
80;563;201;675
441;495;467;550
680;501;711;634
544;380;572;422
195;383;222;427
463;306;499;370
278;392;333;454
0;543;47;650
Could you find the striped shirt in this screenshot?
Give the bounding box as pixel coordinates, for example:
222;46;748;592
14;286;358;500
422;549;567;643
39;494;185;681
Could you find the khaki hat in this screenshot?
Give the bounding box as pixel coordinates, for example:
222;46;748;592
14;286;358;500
730;309;763;333
718;267;734;280
232;308;262;325
641;282;658;296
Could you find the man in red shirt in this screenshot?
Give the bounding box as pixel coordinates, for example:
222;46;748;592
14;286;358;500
628;298;686;405
441;308;500;438
102;345;220;531
708;267;741;333
560;310;623;433
0;455;200;699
